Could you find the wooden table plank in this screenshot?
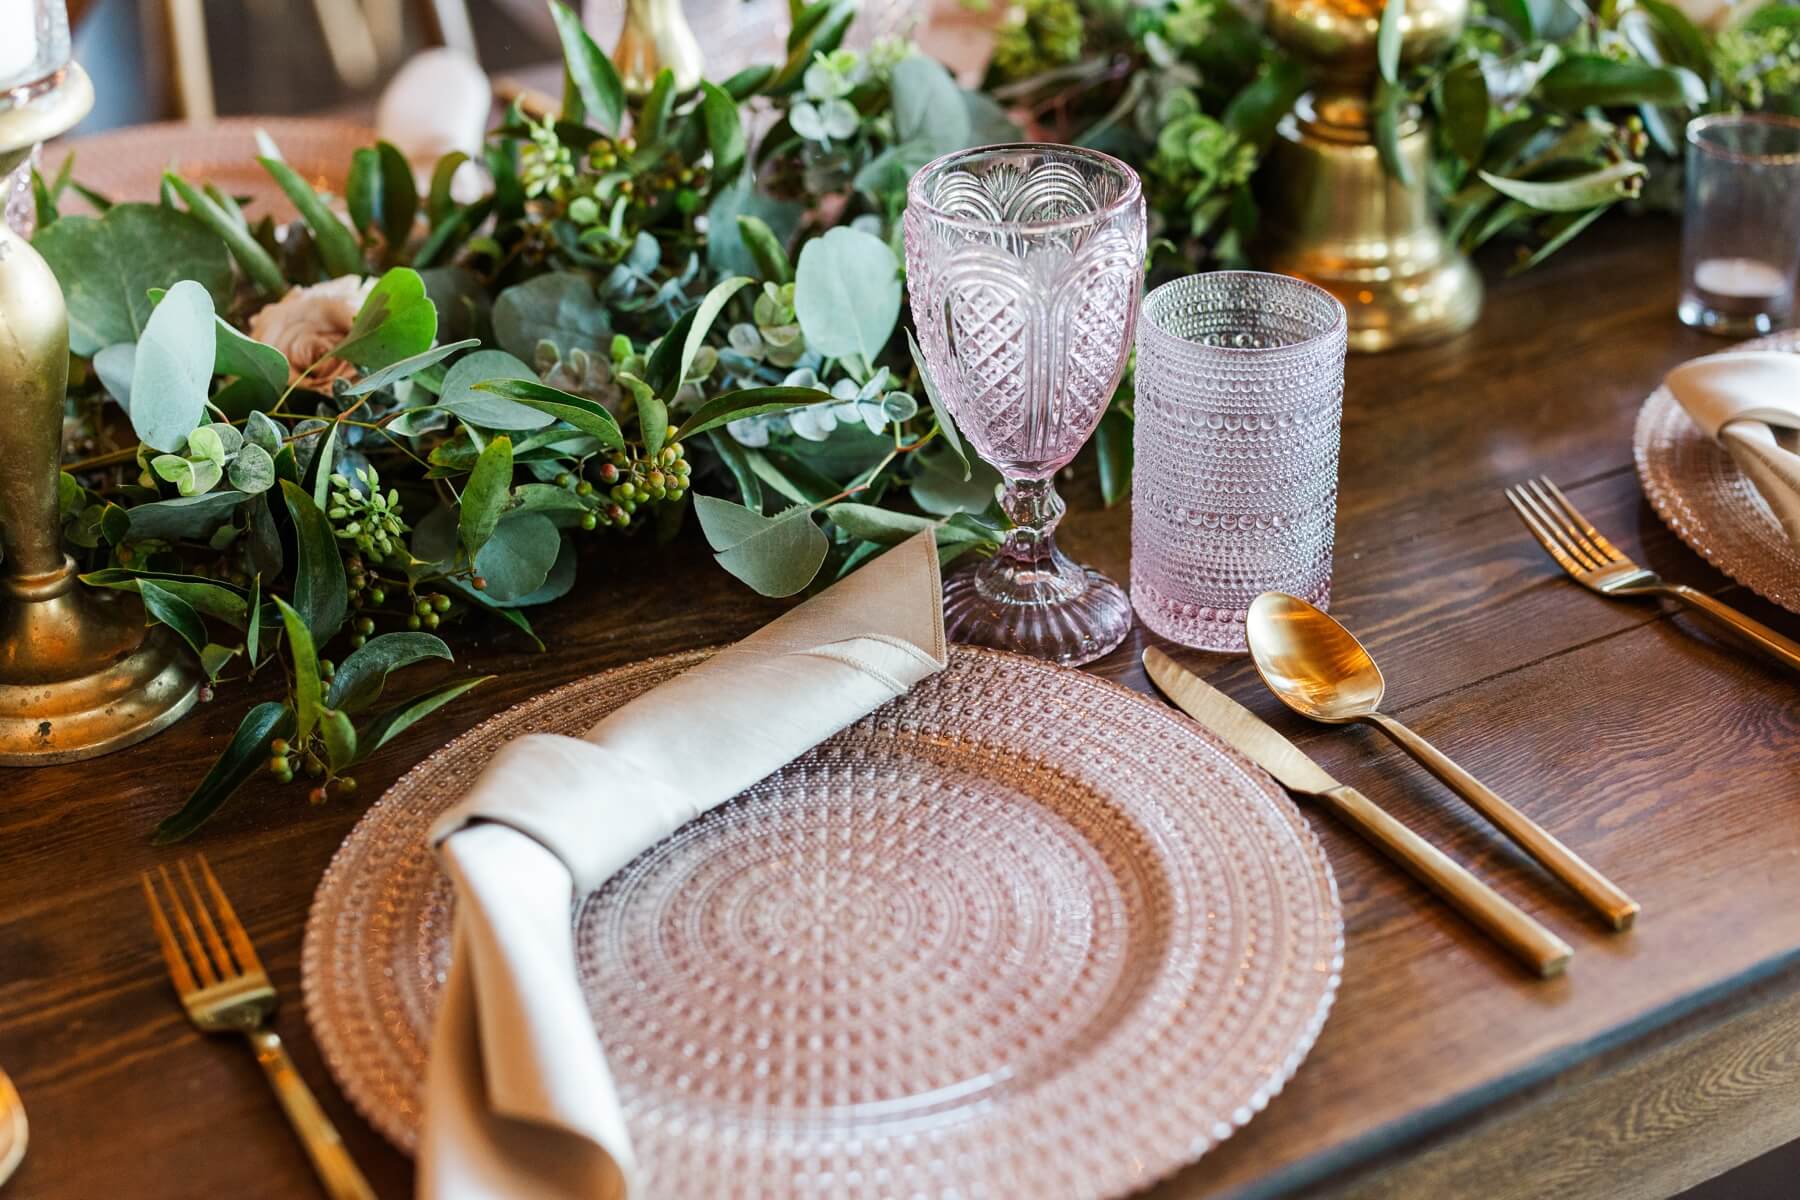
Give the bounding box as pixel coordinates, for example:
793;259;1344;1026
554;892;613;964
4;216;1798;1200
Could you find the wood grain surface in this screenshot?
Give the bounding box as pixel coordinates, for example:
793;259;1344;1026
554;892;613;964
4;214;1798;1200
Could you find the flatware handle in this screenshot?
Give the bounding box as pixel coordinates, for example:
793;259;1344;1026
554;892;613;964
246;1028;376;1200
1367;714;1640;931
1670;585;1800;674
1318;785;1572;977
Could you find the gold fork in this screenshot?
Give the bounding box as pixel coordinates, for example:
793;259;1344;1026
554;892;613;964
1505;475;1800;674
141;858;375;1200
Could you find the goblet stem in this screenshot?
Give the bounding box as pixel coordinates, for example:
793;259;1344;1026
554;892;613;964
941;473;1132;667
993;475;1067;578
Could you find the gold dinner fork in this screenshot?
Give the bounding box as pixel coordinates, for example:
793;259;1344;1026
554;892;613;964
1505;475;1800;674
141;858;375;1200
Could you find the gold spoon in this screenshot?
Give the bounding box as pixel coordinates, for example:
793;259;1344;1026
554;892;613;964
1245;592;1640;931
0;1066;25;1186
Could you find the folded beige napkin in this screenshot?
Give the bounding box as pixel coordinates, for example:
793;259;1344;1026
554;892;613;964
419;531;947;1200
1665;350;1800;549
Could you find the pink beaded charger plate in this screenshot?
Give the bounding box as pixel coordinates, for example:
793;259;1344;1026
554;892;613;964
1635;330;1800;614
303;645;1343;1198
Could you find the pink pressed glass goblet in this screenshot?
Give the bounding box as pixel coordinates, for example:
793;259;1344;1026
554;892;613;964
904;144;1146;666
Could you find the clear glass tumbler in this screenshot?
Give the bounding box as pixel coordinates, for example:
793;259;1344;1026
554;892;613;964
1678;113;1800;337
905;143;1146;666
1131;272;1347;653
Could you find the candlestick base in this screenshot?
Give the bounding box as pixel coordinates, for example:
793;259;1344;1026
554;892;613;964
0;558;201;765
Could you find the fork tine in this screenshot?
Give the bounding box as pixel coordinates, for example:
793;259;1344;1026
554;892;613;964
1536;476;1626;563
155;864;219;988
1507;488;1582;572
140;871;199;995
1512;483;1601;570
1508;485;1603;572
179;859;237;980
1524;478;1615;568
198;854;263;975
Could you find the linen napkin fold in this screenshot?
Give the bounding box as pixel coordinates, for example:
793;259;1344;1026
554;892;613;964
418;531;947;1200
1665;351;1800;549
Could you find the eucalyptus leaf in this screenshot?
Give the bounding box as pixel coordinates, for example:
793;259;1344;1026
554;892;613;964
826;503;983;545
439;349;554;429
550;0;625;135
212;317;290;401
125;490;247;540
325;631;453;713
229;443;276;494
245;410;284;453
332;267;438;371
129;280;217;453
907;329;967;479
794;227;900;362
704;174;804;278
340;337;480;397
911;447;1000;515
82;568;248;623
472;512;562;601
31;203;233;355
258;155;364;276
280;479;347;642
162;172;286;294
93;342;135;408
151;700;295;843
1478;161;1645;212
673;385;835;442
273;595;324;742
460;435;515;560
1377;0;1404;83
1438;60;1491;166
1538;55;1697;109
320;708;359;771
352;676;494;762
473;379;625;450
699;82;746;185
135;579;209;656
693;495;829;597
736;215;792;284
492;271;611;361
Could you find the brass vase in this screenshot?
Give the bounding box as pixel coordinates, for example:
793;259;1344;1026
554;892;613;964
612;0;704;95
1256;0;1482;352
0;67;202;764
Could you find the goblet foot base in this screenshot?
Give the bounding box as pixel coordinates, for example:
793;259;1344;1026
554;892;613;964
943;560;1133;668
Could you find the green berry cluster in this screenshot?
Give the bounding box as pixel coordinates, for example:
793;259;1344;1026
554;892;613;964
549;429;690;531
327;465;409;563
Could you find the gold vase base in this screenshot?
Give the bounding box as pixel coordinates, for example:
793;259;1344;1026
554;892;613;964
1262;250;1484;354
0;572;202;766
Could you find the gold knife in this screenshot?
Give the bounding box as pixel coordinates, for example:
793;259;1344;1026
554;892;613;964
1144;648;1573;978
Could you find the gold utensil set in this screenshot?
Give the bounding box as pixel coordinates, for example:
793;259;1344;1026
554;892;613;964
1146;595;1637;977
1150;472;1800;976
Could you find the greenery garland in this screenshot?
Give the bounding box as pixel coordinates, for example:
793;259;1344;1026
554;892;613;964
31;0;1799;839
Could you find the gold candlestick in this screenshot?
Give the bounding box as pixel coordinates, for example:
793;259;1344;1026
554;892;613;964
612;0;703;95
1255;0;1482;352
0;65;202;765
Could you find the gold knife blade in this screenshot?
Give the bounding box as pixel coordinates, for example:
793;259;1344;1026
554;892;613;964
1142;647;1573;978
1144;647;1341;795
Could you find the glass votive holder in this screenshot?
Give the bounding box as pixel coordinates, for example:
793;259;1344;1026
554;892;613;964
0;0;71;96
1130;271;1348;653
1678;113;1800;337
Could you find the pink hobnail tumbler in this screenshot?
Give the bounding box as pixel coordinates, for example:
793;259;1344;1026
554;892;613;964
904;144;1147;666
1131;271;1348;653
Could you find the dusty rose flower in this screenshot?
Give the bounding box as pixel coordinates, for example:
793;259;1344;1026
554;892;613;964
247;276;373;390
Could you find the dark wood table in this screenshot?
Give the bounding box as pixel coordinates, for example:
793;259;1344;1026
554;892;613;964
4;215;1798;1200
